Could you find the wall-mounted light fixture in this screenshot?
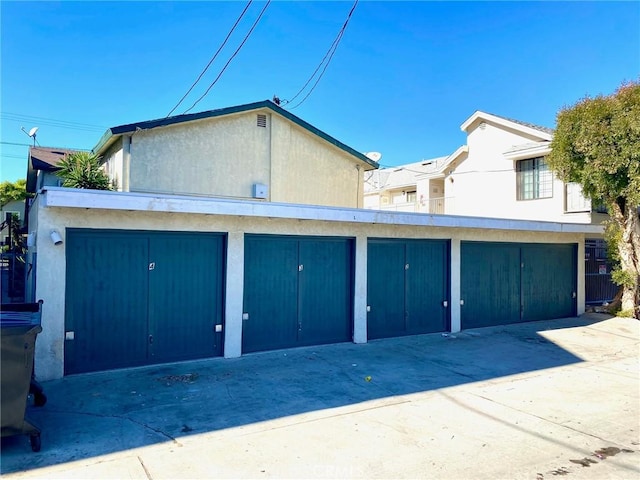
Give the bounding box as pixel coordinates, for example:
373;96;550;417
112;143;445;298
50;230;63;246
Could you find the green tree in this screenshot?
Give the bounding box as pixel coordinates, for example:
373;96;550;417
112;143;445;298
547;81;640;318
0;178;28;207
0;179;28;253
56;151;113;190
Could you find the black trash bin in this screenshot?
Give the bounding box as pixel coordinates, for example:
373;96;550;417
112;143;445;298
1;301;44;452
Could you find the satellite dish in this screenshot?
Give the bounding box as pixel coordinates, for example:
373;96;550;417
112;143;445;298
365;151;382;162
28;127;39;138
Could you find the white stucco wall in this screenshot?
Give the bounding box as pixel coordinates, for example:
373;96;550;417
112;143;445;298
31;188;597;381
447;121;598;224
270;115;365;208
128;112;271;199
102;139;124;191
117;110;366;208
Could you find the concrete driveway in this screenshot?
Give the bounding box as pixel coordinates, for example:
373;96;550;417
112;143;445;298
1;313;638;479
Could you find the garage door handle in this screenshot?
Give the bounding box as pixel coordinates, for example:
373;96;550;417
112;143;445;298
148;335;154;344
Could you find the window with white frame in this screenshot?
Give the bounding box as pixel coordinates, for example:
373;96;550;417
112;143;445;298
565;182;591;212
516;157;552;200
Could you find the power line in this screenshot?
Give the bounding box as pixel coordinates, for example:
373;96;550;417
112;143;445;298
183;0;272;114
1;112;106;132
286;0;358;110
0;141;31;147
166;0;254;117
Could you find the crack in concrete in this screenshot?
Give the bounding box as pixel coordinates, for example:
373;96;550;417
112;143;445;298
138;455;153;480
469;392;630;447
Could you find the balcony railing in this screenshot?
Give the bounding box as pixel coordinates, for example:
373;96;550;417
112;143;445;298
375;197;452;215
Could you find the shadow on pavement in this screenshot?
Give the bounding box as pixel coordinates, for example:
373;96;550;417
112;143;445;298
0;315;609;474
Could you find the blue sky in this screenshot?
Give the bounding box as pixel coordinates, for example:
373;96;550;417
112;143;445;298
1;1;639;182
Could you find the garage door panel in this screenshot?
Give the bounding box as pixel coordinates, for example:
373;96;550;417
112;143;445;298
461;242;521;329
522;244;576;321
367;239;450;339
148;233;224;362
298;239;352;345
243;236;299;353
65;232;149;374
461;242;577;329
367;241;406;339
406;241;449;334
65;230;225;375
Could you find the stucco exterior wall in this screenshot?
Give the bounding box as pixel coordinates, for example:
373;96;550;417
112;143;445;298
113;110;365;208
128;112;271;199
102;139;124;191
270;115;364;208
446;122;598;224
31;190;591;381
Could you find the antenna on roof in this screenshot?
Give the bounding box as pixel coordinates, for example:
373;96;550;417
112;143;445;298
364;152;382;162
21;126;39;146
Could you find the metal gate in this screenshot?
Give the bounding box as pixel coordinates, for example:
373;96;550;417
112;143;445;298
1;253;26;303
584;239;618;305
242;235;354;353
65;230;225;374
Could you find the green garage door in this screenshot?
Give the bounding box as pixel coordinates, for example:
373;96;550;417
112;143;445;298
367;239;450;339
65;230;225;374
461;242;577;329
243;235;353;353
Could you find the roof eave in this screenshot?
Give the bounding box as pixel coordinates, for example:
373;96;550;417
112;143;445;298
461;111;553;141
503;144;552;161
93;128;117;156
93;100;378;169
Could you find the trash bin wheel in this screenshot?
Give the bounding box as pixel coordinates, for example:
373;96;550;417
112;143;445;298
30;434;41;452
34;392;47;407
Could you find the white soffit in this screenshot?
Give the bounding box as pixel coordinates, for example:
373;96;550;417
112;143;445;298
41;187;603;234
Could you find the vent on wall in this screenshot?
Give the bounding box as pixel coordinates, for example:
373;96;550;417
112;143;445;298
257;114;267;128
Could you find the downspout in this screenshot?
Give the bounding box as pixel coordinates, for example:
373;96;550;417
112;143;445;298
122;135;131;192
356;164;362;208
268;114;273;201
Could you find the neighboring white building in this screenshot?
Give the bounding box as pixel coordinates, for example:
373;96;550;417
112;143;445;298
365;111;608;226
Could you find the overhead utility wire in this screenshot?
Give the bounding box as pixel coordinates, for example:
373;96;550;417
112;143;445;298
183;0;271;114
286;0;358;110
166;0;253;117
1;112;106;132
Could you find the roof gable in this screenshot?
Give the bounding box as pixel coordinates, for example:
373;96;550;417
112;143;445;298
26;146;82;193
460;111;553;141
94;100;378;169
